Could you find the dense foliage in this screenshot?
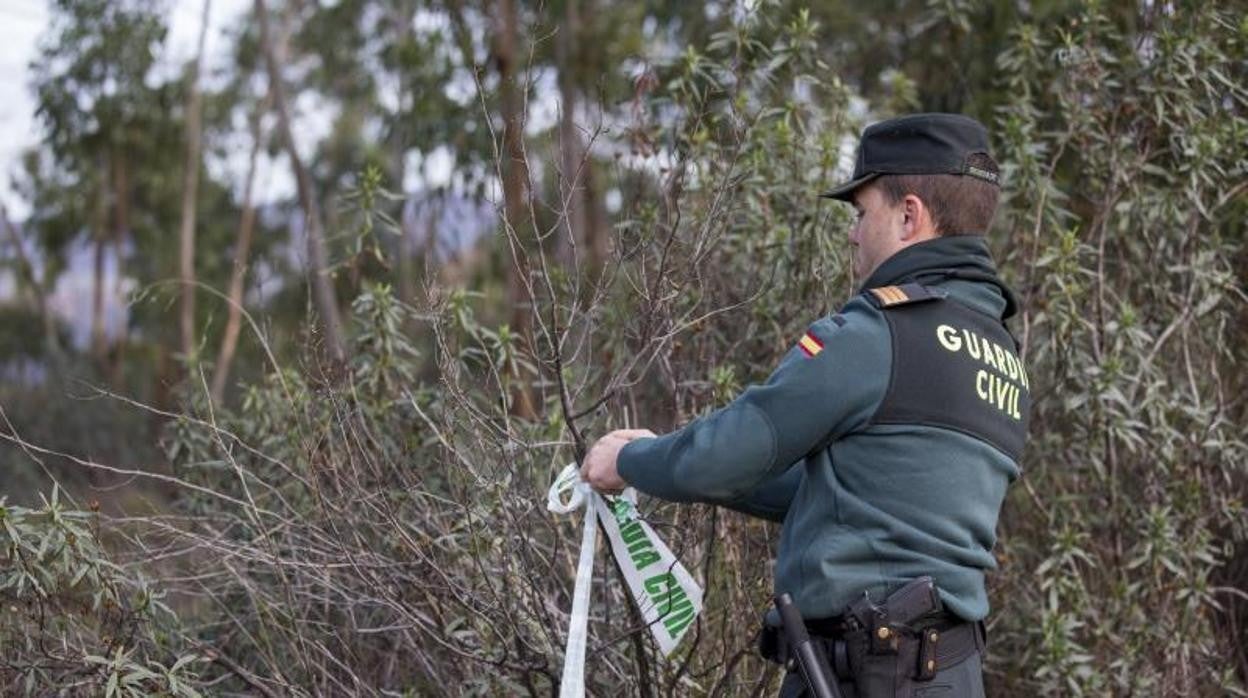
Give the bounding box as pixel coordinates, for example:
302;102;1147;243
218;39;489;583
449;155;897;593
1;0;1244;695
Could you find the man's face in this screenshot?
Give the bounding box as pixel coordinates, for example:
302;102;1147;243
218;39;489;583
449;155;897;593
847;183;903;279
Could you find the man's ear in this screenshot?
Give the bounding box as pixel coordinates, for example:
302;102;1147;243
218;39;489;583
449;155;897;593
900;194;935;240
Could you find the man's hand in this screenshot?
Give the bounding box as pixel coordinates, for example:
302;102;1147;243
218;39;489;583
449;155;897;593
580;429;657;494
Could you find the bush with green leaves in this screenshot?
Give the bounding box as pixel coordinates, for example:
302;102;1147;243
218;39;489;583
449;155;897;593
4;2;1244;696
990;4;1247;694
0;487;202;696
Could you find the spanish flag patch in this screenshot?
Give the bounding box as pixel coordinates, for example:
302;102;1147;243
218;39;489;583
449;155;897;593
798;331;824;358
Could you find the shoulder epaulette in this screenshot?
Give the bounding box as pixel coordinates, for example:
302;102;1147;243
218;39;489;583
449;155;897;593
865;283;947;308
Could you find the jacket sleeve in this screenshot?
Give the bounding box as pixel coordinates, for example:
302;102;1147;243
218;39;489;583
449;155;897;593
714;464;803;522
617;297;891;511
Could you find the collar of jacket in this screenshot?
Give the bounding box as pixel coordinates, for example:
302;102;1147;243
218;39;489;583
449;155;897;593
857;235;1020;320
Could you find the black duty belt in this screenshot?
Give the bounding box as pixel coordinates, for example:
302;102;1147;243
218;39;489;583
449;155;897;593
759;613;986;682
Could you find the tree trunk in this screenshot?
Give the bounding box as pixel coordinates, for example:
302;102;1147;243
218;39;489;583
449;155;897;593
210;88;269;405
91;157;108;365
1;206;62;361
388;2;416;321
255;0;346;364
555;0;587;268
109;148;131;388
385;1;415;190
397;200;415;311
582;151;609;273
579;0;609;274
554;0;608;276
178;0;212;365
492;0;537;419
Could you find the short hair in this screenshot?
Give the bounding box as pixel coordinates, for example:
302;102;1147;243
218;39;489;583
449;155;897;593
874;153;1001;236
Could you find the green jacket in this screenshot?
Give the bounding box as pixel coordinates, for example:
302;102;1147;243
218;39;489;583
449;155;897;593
618;236;1031;621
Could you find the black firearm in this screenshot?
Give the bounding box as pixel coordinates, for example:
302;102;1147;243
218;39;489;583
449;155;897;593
845;575;942;654
774;593;845;698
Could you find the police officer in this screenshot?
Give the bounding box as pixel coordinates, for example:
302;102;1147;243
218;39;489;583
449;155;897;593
581;113;1030;697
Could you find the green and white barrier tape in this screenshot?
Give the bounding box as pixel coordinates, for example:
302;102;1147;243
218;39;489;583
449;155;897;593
547;463;704;697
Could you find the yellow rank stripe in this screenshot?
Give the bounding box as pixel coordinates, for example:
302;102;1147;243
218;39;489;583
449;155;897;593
798;332;823;357
871;285;910;306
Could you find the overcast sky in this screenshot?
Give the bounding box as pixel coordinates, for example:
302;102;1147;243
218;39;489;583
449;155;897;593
0;0;49;219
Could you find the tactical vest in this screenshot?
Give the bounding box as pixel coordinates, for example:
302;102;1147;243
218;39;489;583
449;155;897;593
864;283;1030;461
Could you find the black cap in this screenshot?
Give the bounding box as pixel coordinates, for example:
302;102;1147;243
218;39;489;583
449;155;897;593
821;113;1000;201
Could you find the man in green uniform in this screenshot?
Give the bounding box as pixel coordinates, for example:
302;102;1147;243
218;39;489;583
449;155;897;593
581;113;1030;697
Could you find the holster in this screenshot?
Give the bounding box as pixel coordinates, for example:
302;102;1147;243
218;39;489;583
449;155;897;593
844;576;941;655
758;579;986;684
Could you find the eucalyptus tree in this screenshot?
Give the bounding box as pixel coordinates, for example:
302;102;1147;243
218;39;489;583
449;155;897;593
26;0;169;368
177;0;213;367
208;82;272;405
256;0;348;363
9;0;258;492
